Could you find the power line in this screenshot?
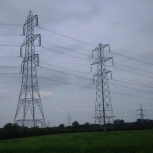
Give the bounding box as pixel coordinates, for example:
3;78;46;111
41;62;89;65
2;52;153;87
112;76;153;87
38;13;134;49
114;110;136;114
38;76;94;90
1;21;152;69
39;26;153;67
1;12;150;66
1;68;153;94
110;83;153;94
0;51;18;54
113;62;153;75
107;65;153;79
0;8;28;13
1;63;153;95
0;73;20;75
0;44;20;47
110;51;153;66
112;79;153;89
40;61;92;76
39;26;95;47
0;34;22;36
1;20;153;67
42;46;91;62
38;76;153;100
0;56;20;59
39;66;92;80
42;41;153;76
42;41;90;57
0;66;19;68
1;64;153;94
0;23;22;26
111;91;153;100
0;40;22;45
1;72;153;100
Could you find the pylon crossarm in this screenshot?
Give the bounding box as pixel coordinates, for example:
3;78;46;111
104;57;113;62
24;15;38;27
104;70;111;74
91;59;101;65
102;44;109;48
21;34;41;47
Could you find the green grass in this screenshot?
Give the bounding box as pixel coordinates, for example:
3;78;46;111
0;130;153;153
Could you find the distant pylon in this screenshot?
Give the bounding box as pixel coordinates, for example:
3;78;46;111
136;104;146;125
91;43;114;133
14;11;45;127
68;114;71;126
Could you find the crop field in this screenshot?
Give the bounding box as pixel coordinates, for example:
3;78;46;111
0;130;153;153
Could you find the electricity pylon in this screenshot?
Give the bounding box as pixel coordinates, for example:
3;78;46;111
136;104;146;125
14;11;45;127
91;43;114;133
68;114;71;126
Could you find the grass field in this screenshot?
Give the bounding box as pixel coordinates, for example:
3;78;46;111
0;129;153;153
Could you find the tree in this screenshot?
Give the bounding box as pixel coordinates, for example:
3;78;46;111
114;119;124;125
4;123;13;130
12;123;20;130
59;124;65;129
72;121;80;129
84;122;90;129
4;123;20;130
114;119;125;129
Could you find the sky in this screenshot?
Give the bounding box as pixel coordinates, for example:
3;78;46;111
0;0;153;128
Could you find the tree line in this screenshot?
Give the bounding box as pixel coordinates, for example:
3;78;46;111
0;119;153;140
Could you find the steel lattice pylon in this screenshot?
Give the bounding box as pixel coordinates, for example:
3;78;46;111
136;104;146;125
14;11;45;127
91;43;114;133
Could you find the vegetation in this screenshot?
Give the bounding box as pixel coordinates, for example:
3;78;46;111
0;130;153;153
4;123;19;130
0;119;153;140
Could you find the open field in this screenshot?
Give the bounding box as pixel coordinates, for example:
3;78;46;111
0;130;153;153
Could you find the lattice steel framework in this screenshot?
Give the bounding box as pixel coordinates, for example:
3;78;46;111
91;43;114;133
14;11;45;127
68;114;71;126
136;104;146;124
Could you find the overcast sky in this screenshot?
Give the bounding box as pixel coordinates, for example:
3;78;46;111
0;0;153;128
